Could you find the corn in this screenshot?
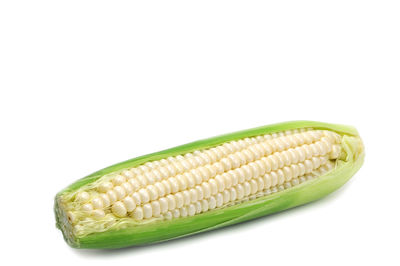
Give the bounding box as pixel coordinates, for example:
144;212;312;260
54;121;364;249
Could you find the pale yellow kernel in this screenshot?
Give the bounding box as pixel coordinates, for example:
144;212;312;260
277;169;285;185
184;173;195;188
172;209;180;218
161;180;172;194
138;188;150;203
166;194;176;210
220;158;232;171
249;162;260;178
188;204;196;216
158;167;169;178
121;182;133;195
131;192;141;205
195;202;202;214
236;151;247;165
256;177;264;191
229;187;237;201
137;175;148;186
270;172;278;186
173;162;185;174
268;155;279;171
330;145;342;159
204;150;217;162
159;197;169;213
222;173;233;188
242;165;253;181
213;162;225;175
199;153;211;164
215;175;225;192
187;157;199;168
144;171;156;184
106;190;117;204
180;207;188;217
228;154;241;169
112;201;127;217
209;179;218;195
100;193;110;207
191;169;203;184
175;192;184;208
98;181;113;193
209;196;217;209
216;193;224;207
75;191;90;203
155;182;166;197
223;190;230;203
290;164;300;178
263;173;272;189
303;159;312;172
165;164;177;176
189;188;198;203
255;160;266;176
250;179;258;194
235;168;246;183
211;147;224;160
122;170;134;179
151;201;161;217
182;190;191;205
137;165;150;173
92;197;104;209
275;153;285;169
113;186;126;200
147;185;159;201
201;182;211;198
113;175;126;186
288;149;299;164
128;179;140;191
283;166;293;181
152;169;163;182
223;142;236;153
168;178;179;193
280;152;291;166
298;163;306;176
291;178;300;186
311;157;322;169
180;159;192;171
236;184;245;199
249;145;262;160
201;199;209;212
176;175;188;190
132;207;144;220
304;145;313;159
197;166;211;182
242;149;255;162
123;196;136;212
243;182;251;196
131;168;142;176
196;185;204;201
302;132;314;144
143;203;152;219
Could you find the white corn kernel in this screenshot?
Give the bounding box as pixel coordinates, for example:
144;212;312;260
75;192;90;203
112;201;127;217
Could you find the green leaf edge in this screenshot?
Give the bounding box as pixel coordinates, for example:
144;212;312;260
54;120;364;249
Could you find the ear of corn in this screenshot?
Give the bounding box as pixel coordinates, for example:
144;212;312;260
54;120;364;249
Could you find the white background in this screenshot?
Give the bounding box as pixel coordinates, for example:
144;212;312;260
0;1;399;265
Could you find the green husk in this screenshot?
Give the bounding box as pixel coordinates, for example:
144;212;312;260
54;120;364;249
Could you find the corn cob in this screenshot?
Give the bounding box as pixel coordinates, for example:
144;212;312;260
54;121;364;249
